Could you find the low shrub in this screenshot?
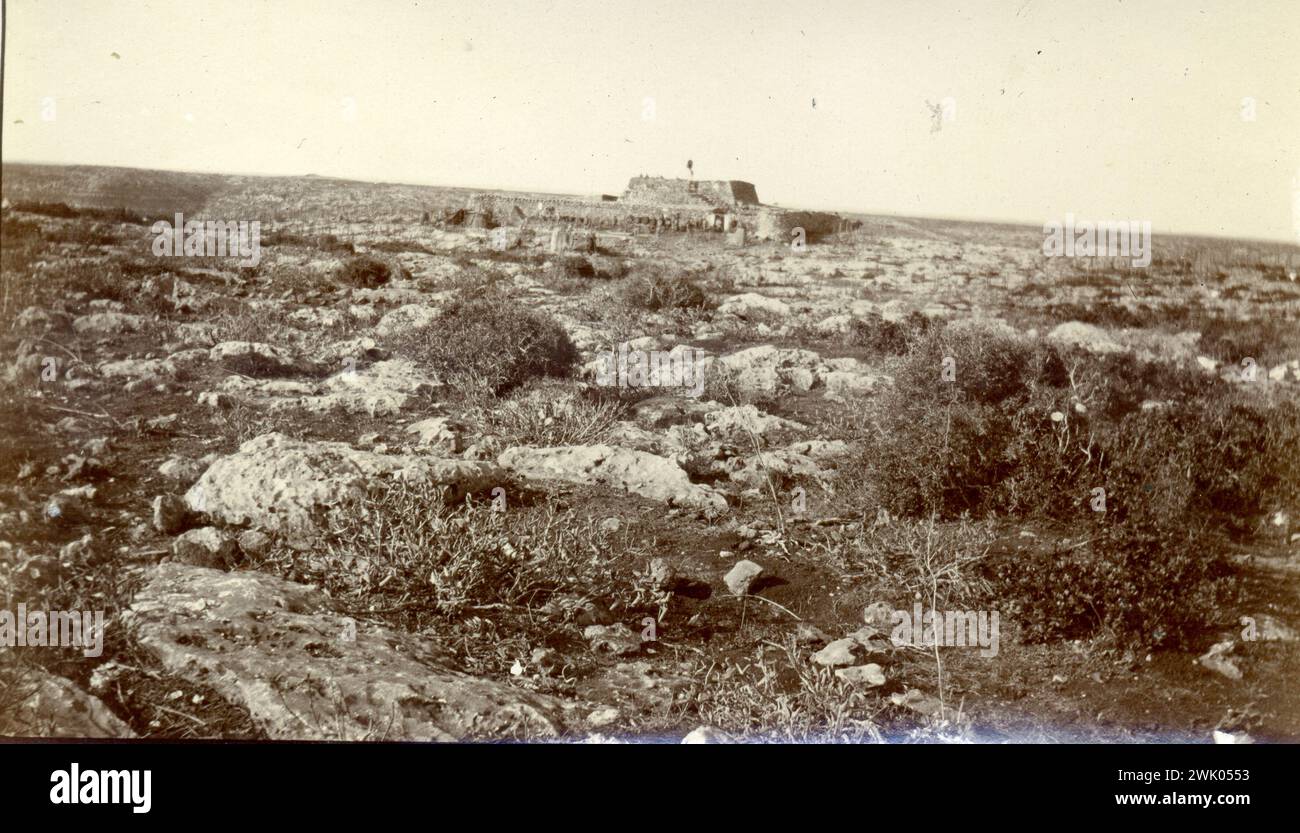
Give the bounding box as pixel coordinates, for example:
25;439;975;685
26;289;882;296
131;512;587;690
993;517;1230;649
335;255;391;288
479;379;625;447
270;480;646;627
262;230;356;255
391;295;579;396
367;239;433;255
845;322;1298;649
845;311;938;356
621;271;715;312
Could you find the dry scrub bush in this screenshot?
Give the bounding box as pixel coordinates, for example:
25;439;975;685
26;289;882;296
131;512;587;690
334;255;392;288
844;310;939;357
264;479;646;629
684;643;884;743
842;322;1300;648
391;295;579;397
620;268;716;312
476;379;625;448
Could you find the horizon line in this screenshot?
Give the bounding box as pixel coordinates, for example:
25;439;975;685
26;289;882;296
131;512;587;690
3;157;1297;248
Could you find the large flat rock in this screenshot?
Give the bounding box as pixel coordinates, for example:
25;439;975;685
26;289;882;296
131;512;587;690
498;444;727;513
0;668;135;739
186;432;501;536
121;564;572;741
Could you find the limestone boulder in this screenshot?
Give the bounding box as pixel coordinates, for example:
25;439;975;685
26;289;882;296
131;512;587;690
185;432;501;535
0;669;135;739
498;444;727;513
120;564;571;740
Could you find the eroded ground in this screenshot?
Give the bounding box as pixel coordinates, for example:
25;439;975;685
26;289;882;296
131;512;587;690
2;169;1299;742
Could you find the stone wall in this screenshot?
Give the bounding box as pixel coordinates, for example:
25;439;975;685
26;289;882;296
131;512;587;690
754;208;848;242
465;192;758;233
459;177;849;242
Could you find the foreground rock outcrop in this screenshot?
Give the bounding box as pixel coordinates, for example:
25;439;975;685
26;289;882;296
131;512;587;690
186;432;500;535
498;444;727;512
120;564;573;740
0;668;135;739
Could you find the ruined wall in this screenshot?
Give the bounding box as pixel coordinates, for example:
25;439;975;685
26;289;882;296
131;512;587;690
465;191;760;232
727;181;760;205
460;177;849;242
754;208;845;242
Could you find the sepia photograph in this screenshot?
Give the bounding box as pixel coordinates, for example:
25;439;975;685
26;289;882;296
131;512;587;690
0;0;1296;811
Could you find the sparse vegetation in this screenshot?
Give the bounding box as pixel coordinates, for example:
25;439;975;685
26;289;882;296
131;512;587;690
621;268;716;312
391;295;580;396
334;255;392;288
841;322;1300;648
2;161;1298;744
477;379;625;448
262;479;647;629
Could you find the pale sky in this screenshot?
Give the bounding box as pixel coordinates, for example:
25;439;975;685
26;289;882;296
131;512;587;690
3;0;1298;241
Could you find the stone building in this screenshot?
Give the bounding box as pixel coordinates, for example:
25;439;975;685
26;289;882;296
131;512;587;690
620;176;760;209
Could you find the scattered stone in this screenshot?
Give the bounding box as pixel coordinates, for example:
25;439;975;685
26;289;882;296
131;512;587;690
848;626;893;650
723;559;764;596
158;455;208;484
583;623;642;656
835;663;887;686
44;492;90;525
647;557;674;589
0;669;135;738
586;707;620;728
890;688;944;717
319;336;387;367
822;367;888;398
15;306;71;333
498;444;727;513
88;661;128;693
99;357;171;381
374;304;439;338
304;359;439;416
1197;640;1242;680
717;292;792;318
175;321;219;347
703;403;805;444
237;529;273;558
171;527;240;569
815;313;852;335
716;345;823;394
795;622;832;645
862;601;894;629
681;726;735;744
152;494;192;535
58;533;95;564
72;311;145;335
406;416;460;452
1047;321;1124;354
811;638;859;667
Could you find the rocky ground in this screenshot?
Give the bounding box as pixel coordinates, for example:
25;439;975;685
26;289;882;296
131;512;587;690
2;179;1299;743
